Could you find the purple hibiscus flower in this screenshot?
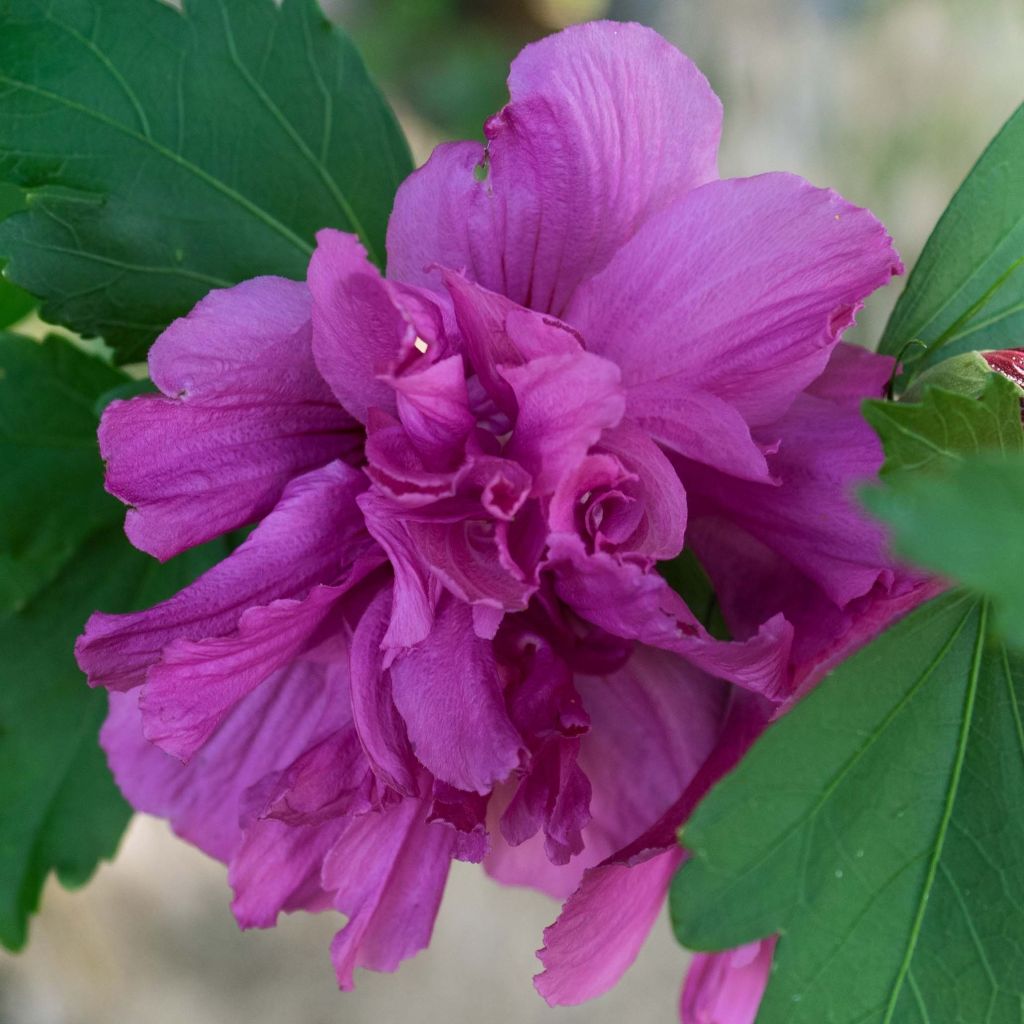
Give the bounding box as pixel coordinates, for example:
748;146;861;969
75;20;924;1014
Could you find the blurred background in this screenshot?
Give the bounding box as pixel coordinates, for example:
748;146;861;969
2;0;1022;1021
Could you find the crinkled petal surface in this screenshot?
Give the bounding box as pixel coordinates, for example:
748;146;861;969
387;21;722;315
390;597;524;794
321;798;456;989
102;278;360;560
101;660;340;862
77;461;369;691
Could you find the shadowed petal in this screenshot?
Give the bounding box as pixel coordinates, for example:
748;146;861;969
390;597;524;794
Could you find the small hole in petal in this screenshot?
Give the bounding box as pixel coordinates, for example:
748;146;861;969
413;337;429;355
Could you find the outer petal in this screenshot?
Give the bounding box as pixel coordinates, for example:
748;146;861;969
77;460;370;692
485;647;726;900
387;21;722;315
536;690;770;1005
680;940;776;1024
547;535;792;700
321;799;456;989
390;597;524;794
102;277;359;560
681;390;894;608
230;817;344;929
138;571;369;762
537;847;682;1006
101;659;341;862
569;173;902;430
805;341;895;408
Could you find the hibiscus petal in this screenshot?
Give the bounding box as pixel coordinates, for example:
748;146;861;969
595;422;689;559
101;277;359;561
101;659;341;863
230;816;345;929
503;351;625;496
390;597;524;794
443;271;582;415
321;799;456;989
805;341;895;408
681;390;894;608
624;383;774;482
77;460;370;692
310;230;449;422
357;491;441;653
537;847;682;1006
388;22;721;316
139;582;351;762
569;173;902;427
537;688;770;1005
350;589;418;795
390;353;475;469
680;939;776;1024
548;534;792;699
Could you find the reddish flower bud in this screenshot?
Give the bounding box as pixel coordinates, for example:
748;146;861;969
983;347;1024;390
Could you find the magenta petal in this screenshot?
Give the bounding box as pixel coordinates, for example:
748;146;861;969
230;817;345;929
101;659;340;862
569;173;902;427
390;597;524;794
503;351;625;495
391;353;475;468
625;383;773;482
805;341;895;408
683;390;894;608
576;647;727;858
310;230;448;422
358;491;440;652
596;421;689;559
548;535;792;699
537;688;770;1006
680;939;776;1024
321;800;455;989
536;846;682;1006
101;277;359;560
139;582;349;762
77;460;370;692
443;271;582;415
388;22;721;315
350;589;418;794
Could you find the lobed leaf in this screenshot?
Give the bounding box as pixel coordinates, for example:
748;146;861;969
0;0;412;361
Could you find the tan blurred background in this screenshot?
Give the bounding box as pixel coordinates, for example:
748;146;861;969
2;1;1022;1021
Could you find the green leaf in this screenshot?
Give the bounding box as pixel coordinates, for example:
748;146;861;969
0;0;412;362
0;183;34;329
864;454;1024;648
670;592;1024;1024
0;528;224;950
861;370;1024;645
880;102;1024;378
659;548;730;641
0;331;226;948
862;372;1024;480
0;334;126;611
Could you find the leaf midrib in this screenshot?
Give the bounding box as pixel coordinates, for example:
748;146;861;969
880;600;989;1023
